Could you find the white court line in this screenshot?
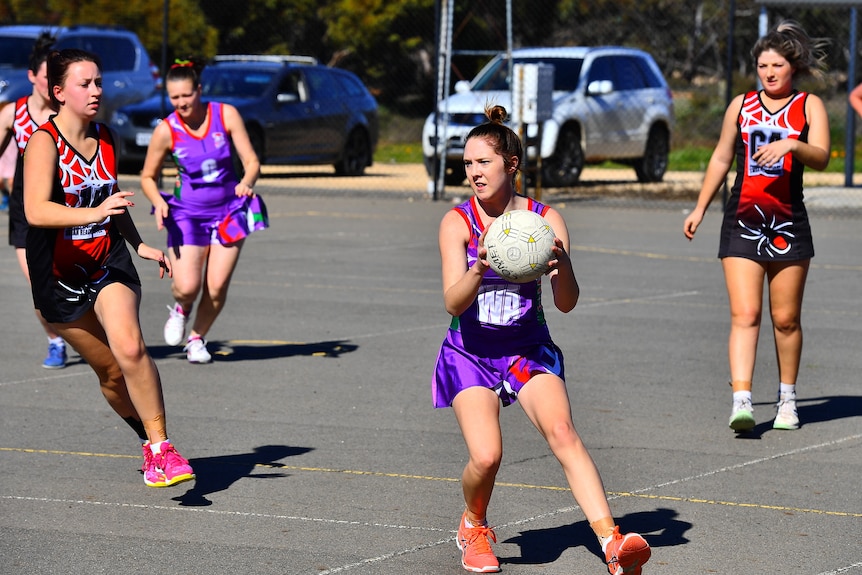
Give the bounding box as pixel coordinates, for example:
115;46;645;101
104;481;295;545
0;370;87;388
0;494;446;534
814;563;862;575
2;435;859;574
312;432;862;574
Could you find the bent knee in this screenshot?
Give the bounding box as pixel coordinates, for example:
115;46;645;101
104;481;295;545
469;451;502;475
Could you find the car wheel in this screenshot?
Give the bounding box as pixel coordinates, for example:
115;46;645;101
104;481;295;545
634;126;669;183
335;129;371;176
543;126;584;187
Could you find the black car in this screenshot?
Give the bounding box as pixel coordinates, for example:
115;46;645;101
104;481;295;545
110;55;379;175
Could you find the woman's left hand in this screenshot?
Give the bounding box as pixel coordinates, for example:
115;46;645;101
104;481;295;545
235;182;255;197
137;243;172;279
546;237;571;275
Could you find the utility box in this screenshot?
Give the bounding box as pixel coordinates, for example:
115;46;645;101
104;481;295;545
511;63;553;125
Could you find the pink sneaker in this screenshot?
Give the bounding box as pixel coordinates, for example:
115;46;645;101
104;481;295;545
604;526;651;575
151;441;195;487
141;443;166;488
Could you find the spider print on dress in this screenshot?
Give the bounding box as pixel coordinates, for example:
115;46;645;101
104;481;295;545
738;204;794;257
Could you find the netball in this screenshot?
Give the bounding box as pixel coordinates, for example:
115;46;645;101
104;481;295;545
484;209;556;283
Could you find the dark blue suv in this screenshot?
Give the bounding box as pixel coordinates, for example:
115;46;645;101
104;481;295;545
110;55;379;175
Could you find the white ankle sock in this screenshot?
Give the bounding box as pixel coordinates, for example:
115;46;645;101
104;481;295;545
732;391;752;403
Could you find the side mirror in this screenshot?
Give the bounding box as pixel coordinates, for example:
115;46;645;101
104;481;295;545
587;80;613;96
454;80;471;94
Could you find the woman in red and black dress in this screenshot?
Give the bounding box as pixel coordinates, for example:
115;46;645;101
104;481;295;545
24;48;195;487
683;21;830;433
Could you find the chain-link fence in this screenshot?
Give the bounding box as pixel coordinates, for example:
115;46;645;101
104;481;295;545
4;1;862;213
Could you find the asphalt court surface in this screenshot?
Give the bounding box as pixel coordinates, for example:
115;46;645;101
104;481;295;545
1;176;860;574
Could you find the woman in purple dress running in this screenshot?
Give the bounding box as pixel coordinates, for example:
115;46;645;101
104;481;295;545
140;58;262;364
432;104;650;575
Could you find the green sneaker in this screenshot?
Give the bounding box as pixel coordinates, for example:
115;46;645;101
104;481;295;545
729;398;755;432
773;395;799;430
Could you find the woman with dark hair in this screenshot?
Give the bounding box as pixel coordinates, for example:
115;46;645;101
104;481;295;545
24;48;194;488
683;21;830;432
433;104;651;574
140;58;263;364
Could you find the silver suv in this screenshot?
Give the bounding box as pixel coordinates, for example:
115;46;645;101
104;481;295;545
0;25;157;121
423;46;674;187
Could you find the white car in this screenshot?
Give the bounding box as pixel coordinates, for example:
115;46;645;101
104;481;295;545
423;46;675;187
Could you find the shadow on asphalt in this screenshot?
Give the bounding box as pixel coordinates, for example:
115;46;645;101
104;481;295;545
170;444;314;507
500;507;691;566
147;340;358;361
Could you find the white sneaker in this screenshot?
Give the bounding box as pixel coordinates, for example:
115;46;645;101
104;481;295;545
164;303;187;346
184;336;212;364
773;394;799;430
729;397;755;432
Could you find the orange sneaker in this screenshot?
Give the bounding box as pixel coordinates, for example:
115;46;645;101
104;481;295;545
456;513;500;573
604;526;650;575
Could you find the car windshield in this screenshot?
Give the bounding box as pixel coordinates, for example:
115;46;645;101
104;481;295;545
472;56;584;92
0;37;36;67
201;68;276;98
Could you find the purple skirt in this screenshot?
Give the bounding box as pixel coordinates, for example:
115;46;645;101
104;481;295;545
432;327;564;408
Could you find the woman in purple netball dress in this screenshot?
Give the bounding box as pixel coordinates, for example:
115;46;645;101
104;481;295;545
432;104;650;575
140;58;262;364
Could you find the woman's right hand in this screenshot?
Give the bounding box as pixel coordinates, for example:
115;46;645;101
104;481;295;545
683;208;704;240
153;201;170;231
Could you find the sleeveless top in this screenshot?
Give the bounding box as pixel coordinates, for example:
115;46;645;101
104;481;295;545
719;90;814;260
26;120;139;322
449;196;552;356
167;102;238;214
9;96;40;196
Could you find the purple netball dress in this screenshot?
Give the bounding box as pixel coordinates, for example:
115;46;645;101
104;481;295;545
432;197;565;408
162;102;242;248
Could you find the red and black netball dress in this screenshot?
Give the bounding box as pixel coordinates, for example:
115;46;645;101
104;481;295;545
26;120;140;323
8;96;40;248
719;90;814;261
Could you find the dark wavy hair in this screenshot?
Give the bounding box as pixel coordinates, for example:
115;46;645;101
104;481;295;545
46;49;102;107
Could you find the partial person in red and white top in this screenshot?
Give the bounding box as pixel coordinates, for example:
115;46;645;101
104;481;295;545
0;31;68;368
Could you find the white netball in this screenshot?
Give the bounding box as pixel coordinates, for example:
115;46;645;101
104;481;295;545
484;209;556;283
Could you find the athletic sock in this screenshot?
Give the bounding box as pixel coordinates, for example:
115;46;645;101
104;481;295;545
732;390;752;403
779;382;796;398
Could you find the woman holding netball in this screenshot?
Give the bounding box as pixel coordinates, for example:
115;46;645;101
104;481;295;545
683;21;830;433
432;104;650;574
23;49;194;487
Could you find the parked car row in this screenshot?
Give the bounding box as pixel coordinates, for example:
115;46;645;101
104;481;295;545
2;25;672;185
1;26;380;176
